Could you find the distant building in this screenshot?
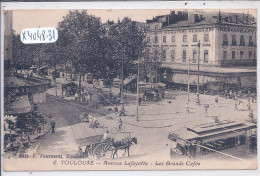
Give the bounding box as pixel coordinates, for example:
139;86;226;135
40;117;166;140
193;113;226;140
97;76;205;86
4;11;49;115
4;11;13;68
145;10;257;90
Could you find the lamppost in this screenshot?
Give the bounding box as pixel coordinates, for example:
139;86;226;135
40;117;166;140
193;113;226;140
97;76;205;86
196;41;201;105
120;53;125;112
187;57;190;102
136;58;140;121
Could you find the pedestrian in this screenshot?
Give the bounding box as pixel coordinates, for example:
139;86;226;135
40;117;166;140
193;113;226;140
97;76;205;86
82;95;86;104
77;147;83;157
229;90;233;99
185;103;189;114
101;131;111;142
248;110;254;120
235;103;238;111
51;119;56;134
87;93;91;105
215;96;218;103
225;89;228;99
119;103;125;116
118;118;123;131
114;106;118;116
75;92;79;102
247;98;251;110
204;104;209;115
138;96;142;106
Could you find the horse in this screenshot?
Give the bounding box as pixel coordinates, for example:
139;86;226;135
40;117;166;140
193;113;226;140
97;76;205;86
111;137;137;159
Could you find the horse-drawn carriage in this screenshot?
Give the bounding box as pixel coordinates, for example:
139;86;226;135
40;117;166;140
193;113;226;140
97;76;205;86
79;136;137;160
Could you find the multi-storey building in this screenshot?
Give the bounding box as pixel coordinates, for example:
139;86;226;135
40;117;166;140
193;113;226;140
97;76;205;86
145;10;257;90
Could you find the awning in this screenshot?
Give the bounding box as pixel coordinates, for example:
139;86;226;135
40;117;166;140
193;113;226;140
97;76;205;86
5;95;32;114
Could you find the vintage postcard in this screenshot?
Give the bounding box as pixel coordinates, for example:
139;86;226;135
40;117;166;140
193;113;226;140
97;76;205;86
2;8;257;171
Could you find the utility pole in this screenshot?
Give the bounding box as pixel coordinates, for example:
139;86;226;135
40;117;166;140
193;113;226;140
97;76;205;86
121;54;124;111
187;56;190;102
136;58;140;121
155;61;158;84
196;41;201;105
54;63;57;97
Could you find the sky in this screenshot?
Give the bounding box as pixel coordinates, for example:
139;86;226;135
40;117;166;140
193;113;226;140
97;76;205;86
12;9;256;34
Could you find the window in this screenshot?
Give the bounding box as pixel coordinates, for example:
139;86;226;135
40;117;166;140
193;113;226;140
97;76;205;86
146;36;150;43
163;36;166;43
183;35;187;42
162;50;167;60
155;25;159;30
182;50;187;62
204;34;209;42
193;34;197;42
155;36;158;43
231;35;237;46
223;34;228;46
172;35;175;43
146;25;150;30
239;35;245;46
192;51;197;63
223;51;227;60
204;50;209;63
154;50;158;61
249;36;254;46
171;50;175;62
240;51;244;60
249;51;252;59
232;51;236;59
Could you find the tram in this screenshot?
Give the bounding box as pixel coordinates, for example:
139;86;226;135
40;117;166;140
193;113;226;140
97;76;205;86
168;119;257;158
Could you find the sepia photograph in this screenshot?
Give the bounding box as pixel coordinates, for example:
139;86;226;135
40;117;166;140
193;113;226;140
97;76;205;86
2;8;257;171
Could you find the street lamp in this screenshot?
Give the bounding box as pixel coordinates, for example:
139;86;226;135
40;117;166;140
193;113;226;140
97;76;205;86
187;56;190;102
136;58;140;121
120;52;125;112
196;40;201;105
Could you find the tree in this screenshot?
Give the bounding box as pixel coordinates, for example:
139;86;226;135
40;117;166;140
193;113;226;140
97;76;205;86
54;10;108;79
107;17;146;79
12;33;41;70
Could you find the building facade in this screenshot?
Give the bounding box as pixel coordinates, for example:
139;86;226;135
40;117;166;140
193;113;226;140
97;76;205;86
145;10;257;89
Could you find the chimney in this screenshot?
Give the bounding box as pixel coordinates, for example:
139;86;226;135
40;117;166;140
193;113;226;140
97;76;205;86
218;10;222;23
246;16;249;24
171;11;175;15
188;12;196;23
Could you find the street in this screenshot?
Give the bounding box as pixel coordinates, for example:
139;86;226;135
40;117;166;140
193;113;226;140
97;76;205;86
31;78;257;161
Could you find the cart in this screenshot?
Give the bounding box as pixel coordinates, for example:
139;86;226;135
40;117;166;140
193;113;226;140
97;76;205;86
82;139;114;160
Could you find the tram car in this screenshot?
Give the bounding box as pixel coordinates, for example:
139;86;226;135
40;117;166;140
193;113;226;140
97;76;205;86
168;119;256;159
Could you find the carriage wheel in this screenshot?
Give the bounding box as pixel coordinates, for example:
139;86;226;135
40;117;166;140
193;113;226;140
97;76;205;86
93;143;113;159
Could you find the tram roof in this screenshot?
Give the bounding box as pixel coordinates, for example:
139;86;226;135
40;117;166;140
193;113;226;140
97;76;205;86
169;120;256;142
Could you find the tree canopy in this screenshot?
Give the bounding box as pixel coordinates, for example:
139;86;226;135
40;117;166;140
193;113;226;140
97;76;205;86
11;10;147;80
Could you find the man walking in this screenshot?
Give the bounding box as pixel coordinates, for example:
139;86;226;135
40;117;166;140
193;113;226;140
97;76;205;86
51;119;56;134
215;96;218;107
75;92;79;102
185;103;190;114
204;104;209;116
